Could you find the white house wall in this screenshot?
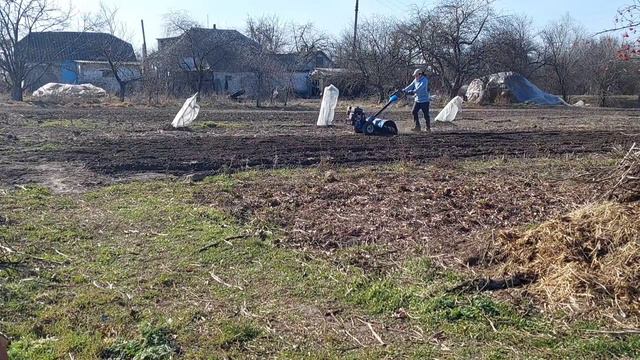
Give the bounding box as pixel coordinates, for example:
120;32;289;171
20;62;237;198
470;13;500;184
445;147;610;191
211;72;314;97
77;62;141;93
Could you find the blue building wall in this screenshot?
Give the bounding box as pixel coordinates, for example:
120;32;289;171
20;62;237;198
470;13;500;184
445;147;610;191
61;60;78;84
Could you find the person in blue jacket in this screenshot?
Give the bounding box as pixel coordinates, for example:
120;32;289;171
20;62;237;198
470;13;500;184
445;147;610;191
403;69;431;132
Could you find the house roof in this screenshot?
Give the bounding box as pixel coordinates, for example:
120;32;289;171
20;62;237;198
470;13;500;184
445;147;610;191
16;32;137;63
154;28;336;74
310;67;355;78
157;28;258;49
274;51;334;72
155;28;259;73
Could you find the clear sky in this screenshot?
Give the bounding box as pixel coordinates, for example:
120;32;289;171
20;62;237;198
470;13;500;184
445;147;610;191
58;0;628;51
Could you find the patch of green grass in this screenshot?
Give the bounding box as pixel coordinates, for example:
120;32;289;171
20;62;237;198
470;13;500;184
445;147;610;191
202;173;237;192
458;156;616;175
102;322;178;360
2;166;639;359
424;294;504;322
8;336;58;360
217;321;262;350
349;279;413;314
8;329;103;360
561;335;640;358
194;121;218;129
39;119;96;129
36;143;63;152
3;185;53;209
194;121;244;130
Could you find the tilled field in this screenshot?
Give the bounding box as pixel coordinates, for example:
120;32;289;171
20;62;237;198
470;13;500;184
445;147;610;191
2;103;640;358
1;104;639;188
44;130;638;174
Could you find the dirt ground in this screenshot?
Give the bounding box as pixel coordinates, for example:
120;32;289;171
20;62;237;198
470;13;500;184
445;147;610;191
1;103;639;190
2;103;640;358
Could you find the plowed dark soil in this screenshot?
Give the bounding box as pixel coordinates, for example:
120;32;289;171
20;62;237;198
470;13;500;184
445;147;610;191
49;130;637;176
1;104;639;187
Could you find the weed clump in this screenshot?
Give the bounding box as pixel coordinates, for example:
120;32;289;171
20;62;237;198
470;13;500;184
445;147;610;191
217;322;261;350
101;323;178;360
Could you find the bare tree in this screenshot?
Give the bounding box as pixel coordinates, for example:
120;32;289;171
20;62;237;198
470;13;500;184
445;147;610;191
336;17;410;102
598;0;640;37
279;22;331;103
161;11;206;94
402;0;494;99
575;37;630;106
85;2;139;101
160;11;242;95
617;1;640;57
610;1;640;105
0;0;70;101
246;15;288;53
162;10;199;38
540;15;585;102
481;15;544;77
245;16;287;107
290;22;330;60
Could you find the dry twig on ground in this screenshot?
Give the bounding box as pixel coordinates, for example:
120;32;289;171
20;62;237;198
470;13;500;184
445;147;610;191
600;143;639;203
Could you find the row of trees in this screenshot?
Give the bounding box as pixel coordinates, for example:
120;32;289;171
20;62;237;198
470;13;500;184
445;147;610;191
333;0;639;105
1;0;638;105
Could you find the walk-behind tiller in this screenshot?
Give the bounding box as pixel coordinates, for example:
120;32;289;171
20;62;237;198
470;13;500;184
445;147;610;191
348;90;403;136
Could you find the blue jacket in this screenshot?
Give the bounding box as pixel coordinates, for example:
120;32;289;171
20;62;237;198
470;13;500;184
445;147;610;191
404;76;430;103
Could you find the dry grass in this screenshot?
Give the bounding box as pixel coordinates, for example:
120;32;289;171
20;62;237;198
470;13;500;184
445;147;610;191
490;144;640;321
605;143;640;203
494;202;640;321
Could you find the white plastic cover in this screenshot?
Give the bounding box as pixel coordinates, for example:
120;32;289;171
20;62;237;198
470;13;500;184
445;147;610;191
172;93;200;128
434;96;463;122
32;83;107;100
317;85;339;126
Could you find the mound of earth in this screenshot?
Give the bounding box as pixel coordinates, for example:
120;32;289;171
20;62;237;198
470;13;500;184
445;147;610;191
466;72;566;106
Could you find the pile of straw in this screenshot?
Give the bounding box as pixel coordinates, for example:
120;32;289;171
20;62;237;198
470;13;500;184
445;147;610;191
495;201;640;318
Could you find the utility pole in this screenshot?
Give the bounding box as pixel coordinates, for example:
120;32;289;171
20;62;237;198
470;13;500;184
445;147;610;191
141;20;148;74
353;0;359;54
140;20;148;59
